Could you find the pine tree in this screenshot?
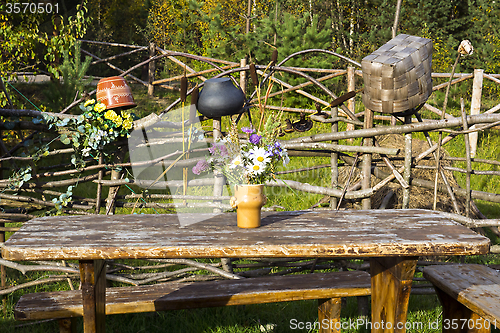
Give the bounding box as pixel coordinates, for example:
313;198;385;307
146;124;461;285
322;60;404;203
206;9;335;108
43;42;92;113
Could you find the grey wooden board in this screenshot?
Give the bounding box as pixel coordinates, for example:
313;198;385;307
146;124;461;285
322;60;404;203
424;264;500;324
3;209;489;261
15;271;372;320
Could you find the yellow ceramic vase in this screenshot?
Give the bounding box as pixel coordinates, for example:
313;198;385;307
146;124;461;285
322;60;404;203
230;184;267;228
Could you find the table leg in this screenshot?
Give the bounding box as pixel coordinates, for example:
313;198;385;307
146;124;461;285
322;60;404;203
370;257;417;333
79;260;106;333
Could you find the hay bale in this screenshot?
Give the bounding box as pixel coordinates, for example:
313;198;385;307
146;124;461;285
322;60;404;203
332;134;480;218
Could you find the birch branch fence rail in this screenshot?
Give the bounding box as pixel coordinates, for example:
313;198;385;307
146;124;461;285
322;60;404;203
1;40;500;297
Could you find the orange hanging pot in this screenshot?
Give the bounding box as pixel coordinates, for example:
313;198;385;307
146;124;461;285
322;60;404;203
96;76;136;110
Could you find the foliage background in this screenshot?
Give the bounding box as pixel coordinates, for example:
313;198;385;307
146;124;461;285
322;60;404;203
2;0;500;80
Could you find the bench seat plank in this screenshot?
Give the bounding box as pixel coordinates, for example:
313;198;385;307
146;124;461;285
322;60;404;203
15;271;371;321
424;264;500;326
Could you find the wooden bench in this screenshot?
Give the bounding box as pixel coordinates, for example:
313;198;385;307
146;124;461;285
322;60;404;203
424;264;500;333
15;270;371;333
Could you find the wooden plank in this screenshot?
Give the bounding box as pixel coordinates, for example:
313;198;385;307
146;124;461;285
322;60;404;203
15;271;371;320
435;288;490;333
424;264;500;329
2;209;490;261
370;257;417;333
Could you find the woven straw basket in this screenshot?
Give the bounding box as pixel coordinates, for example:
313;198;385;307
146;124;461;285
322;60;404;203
361;34;433;114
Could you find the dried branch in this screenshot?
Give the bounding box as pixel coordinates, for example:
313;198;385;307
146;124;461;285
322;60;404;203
129;267;201;285
284;114;500;143
266;178;373;200
118;194;231;201
0;277;73;296
93;178;214;188
150;259;243;280
0;258;80;275
0;171;107;189
0;109;78;119
281;142;399;155
0;193;93;210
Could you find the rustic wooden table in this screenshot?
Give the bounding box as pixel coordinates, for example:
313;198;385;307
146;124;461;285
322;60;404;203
2;209;490;333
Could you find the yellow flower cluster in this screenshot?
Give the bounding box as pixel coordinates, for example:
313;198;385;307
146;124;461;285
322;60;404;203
104;109;134;130
122;115;133;130
94;102;106;113
104;109;118;122
84;99;95;107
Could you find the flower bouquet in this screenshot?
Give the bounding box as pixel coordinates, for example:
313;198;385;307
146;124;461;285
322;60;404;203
192;117;289;228
192;117;289;185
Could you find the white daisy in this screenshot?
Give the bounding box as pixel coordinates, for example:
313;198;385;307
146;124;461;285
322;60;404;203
248;147;271;165
229;155;243;168
247;161;266;175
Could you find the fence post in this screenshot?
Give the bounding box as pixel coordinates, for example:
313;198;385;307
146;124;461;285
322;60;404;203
346;66;355;140
402;115;412;209
240;58;247;95
361;108;373;209
105;149;126;215
95;154;104;214
470;68;483;158
212;118;233;272
330;106;339;209
148;42;155;97
460;98;472;217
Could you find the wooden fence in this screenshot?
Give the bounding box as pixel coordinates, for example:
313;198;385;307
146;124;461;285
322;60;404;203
1;40;500;295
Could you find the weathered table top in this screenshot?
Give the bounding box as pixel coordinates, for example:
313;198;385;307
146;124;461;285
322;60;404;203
2;209;490;261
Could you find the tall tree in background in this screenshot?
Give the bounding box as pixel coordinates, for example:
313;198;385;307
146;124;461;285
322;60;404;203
199;0;272;53
145;0;203;53
85;0;150;45
0;0;90;79
207;10;335;108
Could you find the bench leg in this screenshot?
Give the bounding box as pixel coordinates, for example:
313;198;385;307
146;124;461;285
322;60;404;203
370;256;417;333
79;260;106;333
58;318;77;333
357;295;370;318
435;288;491;333
318;297;341;333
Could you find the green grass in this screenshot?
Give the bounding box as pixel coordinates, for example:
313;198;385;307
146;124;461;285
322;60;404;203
0;291;439;333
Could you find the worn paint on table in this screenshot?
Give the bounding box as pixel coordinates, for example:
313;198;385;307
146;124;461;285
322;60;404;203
2;209;490;261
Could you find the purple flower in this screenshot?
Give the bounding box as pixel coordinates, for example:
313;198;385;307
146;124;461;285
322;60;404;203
209;142;229;157
241;126;254;134
192;160;209;175
266;142;282;157
219;144;229;157
249;134;262;144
